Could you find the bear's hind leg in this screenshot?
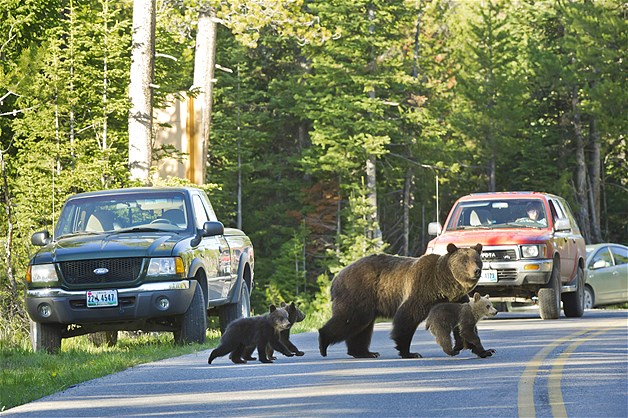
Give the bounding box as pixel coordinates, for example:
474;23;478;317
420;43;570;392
208;342;236;364
434;328;458;356
346;319;379;358
230;344;247;364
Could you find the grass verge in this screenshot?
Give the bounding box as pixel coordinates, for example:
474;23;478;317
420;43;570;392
0;331;220;412
1;315;324;412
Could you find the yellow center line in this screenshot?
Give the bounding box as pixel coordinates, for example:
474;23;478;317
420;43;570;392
548;326;619;418
518;321;626;418
518;329;589;418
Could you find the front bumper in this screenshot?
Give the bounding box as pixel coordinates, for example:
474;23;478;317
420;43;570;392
25;280;196;325
477;259;553;287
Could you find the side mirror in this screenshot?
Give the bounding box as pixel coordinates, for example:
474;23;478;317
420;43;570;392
428;222;442;236
191;221;224;247
592;259;609;270
202;221;224;237
31;230;51;246
554;218;570;231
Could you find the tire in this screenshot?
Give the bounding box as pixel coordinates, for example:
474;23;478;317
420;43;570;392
88;331;118;347
218;281;251;333
30;320;62;354
562;266;585;317
584;286;595;310
538;262;561;320
173;282;207;344
494;302;512;313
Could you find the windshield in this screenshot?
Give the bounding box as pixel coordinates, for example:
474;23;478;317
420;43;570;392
446;199;548;231
55;191;189;237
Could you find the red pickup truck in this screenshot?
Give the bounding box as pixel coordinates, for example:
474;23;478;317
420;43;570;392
426;192;586;319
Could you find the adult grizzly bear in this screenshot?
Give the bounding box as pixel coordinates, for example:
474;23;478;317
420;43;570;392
318;243;483;359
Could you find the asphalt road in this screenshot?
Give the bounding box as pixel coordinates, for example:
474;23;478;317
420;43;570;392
3;309;627;417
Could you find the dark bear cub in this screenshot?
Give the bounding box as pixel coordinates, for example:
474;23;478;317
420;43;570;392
425;292;497;358
207;305;294;364
242;301;306;361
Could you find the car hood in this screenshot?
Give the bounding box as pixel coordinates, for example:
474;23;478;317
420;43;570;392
31;232;183;264
427;228;552;255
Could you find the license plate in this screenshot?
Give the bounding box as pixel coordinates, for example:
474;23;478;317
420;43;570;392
86;290;118;308
480;269;498;283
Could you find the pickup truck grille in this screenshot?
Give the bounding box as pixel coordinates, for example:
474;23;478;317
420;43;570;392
59;258;143;285
481;249;518;261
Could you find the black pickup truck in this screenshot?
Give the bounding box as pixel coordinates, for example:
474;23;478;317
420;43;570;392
25;187;254;353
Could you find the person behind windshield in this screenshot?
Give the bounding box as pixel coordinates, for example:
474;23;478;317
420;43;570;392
518;202;547;225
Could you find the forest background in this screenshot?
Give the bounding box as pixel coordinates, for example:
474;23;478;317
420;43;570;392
0;0;626;347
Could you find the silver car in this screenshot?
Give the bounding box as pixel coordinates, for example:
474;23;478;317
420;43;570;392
584;243;628;309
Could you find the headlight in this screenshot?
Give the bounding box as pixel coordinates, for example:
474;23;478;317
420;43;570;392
27;264;59;284
521;245;544;258
147;257;185;277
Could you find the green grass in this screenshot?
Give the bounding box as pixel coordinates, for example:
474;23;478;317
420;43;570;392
0;331;220;412
0;315;325;412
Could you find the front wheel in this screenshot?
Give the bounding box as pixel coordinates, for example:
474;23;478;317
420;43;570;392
562;266;585;317
218;282;251;333
583;286;595;310
173;283;207;344
30;320;62;353
538;262;561;320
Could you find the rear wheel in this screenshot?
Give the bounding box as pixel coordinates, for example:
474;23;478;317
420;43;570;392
218;282;251;333
173;282;207;344
88;331;118;347
562;266;585;317
539;262;561;320
30;320;62;353
583;286;595;310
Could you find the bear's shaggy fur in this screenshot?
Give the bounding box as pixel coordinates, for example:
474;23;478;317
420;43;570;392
242;301;306;361
208;305;294;364
425;292;497;358
318;243;483;359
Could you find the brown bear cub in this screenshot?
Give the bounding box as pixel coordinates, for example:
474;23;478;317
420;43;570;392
425;292;497;358
319;243;483;359
241;301;306;361
207;305;294;364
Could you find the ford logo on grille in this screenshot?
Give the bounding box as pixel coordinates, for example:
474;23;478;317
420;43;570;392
93;268;109;275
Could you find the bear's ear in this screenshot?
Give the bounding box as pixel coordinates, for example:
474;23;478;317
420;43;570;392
484;294;490;299
447;243;458;253
473;243;483;253
290;301;296;308
280;302;287;308
269;304;276;312
473;292;481;302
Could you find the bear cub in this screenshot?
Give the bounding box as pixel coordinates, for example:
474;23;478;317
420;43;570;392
207;305;294;364
241;301;306;361
425;292;497;358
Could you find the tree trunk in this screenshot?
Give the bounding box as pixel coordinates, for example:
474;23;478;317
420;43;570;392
1;150;16;295
402;168;414;256
366;155;382;243
128;0;155;185
192;8;218;185
571;86;590;241
588;117;602;243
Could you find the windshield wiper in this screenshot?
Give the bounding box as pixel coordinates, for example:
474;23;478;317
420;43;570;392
111;227;170;234
58;231;102;238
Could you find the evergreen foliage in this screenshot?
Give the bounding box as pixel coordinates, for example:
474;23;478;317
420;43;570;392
1;0;625;347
